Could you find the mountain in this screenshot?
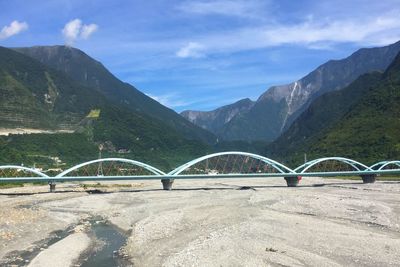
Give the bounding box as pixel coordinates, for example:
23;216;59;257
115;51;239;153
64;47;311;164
266;72;382;164
267;52;400;165
0;46;210;169
182;41;400;142
0;46;104;130
181;98;254;135
14;45;216;144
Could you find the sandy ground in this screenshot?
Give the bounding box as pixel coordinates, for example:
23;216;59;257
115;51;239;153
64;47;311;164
28;232;91;267
0;177;400;266
0;128;74;136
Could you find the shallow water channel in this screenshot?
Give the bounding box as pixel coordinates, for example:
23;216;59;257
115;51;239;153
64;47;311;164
3;216;130;266
80;218;129;267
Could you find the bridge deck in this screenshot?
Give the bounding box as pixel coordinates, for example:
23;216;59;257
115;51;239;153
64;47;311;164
1;169;400;183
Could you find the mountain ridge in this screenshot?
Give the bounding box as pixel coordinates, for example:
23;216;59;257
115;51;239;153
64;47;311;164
181;98;254;134
182;40;400;142
267;51;400;165
14;45;216;144
0;46;211;169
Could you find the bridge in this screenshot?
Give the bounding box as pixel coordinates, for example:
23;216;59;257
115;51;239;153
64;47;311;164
0;151;400;192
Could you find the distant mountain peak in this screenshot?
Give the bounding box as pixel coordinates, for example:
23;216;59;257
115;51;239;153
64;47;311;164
181;98;255;133
180;40;400;142
268;49;400;164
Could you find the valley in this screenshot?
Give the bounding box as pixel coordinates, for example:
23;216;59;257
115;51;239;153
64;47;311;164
1;1;400;266
182;40;400;143
2;41;400;173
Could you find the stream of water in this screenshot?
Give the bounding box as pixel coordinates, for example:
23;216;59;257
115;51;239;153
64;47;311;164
80;218;129;267
3;216;130;266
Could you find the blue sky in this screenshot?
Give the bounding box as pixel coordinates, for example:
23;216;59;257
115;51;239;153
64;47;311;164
1;0;400;112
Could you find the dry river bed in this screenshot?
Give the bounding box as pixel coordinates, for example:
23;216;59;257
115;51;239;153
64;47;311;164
0;177;400;266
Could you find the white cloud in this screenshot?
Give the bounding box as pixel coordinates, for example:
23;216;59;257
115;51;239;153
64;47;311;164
81;24;98;39
146;92;254;112
146;93;195;108
62;19;81;45
176;42;205;58
175;12;400;57
177;0;266;18
0;20;28;40
260;16;400;46
62;19;98;45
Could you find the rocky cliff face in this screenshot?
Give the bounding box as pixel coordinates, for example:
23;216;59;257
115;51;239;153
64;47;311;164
259;40;400;132
268;51;400;164
181;40;400;141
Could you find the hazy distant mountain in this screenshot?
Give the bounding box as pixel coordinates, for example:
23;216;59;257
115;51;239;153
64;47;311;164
14;45;216;144
267;52;400;165
181;98;254;134
182;40;400;142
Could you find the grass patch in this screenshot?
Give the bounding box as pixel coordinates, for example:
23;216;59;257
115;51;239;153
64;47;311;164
377;176;400;181
0;181;51;189
86;109;101;118
0;182;24;189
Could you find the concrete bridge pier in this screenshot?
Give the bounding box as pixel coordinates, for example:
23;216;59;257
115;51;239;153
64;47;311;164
360;174;377;183
161;179;174;190
48;181;56;192
284;176;300;187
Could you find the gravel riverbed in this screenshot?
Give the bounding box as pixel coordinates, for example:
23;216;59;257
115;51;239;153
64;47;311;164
0;177;399;266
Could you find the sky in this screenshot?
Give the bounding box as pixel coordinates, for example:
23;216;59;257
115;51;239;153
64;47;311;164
1;0;400;112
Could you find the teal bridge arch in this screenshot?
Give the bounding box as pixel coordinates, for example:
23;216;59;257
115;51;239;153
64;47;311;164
369;161;400;171
0;165;49;178
56;158;166;177
294;157;371;173
168;151;296;175
0;152;399;191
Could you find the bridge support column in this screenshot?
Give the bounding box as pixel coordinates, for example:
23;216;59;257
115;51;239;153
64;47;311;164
48;181;56;192
360;174;377;183
284;176;300;187
161;179;174;190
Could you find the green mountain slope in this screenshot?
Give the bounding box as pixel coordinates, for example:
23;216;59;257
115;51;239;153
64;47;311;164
0;46;105;129
220;98;287;142
0;46;210;170
14;45;216;144
267;53;400;165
